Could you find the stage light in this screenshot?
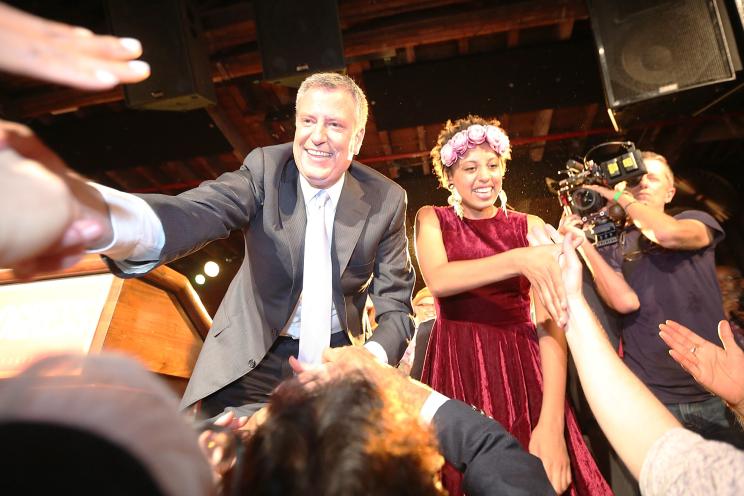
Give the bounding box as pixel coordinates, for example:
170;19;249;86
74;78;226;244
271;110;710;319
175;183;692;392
195;274;206;285
204;261;220;277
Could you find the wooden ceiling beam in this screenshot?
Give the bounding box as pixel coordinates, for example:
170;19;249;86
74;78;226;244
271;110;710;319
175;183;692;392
188;157;221;180
10;0;587;118
529;109;554;162
530;15;575;161
202;0;474;49
103;169;136;192
133;165;171;187
206;105;252;160
342;0;586;57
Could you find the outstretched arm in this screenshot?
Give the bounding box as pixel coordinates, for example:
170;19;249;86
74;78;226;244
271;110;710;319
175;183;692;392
560;214;639;314
0;121;113;274
659;319;744;422
0;1;150;272
531;225;681;478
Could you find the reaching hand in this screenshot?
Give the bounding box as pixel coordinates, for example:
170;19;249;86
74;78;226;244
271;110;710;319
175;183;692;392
558;212;587;242
291;346;397;393
521;234;567;326
525;224;584;323
529;422;572;494
557;230;584;300
212;410;250;433
0;2;150;89
0;121;111;274
290;346;432;418
198;411;250;483
659;319;744;414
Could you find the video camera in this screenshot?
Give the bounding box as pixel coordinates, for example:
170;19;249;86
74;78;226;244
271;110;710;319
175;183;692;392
546;141;647;247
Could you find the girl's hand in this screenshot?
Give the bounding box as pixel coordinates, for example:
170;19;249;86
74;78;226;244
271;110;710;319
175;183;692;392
529;421;572;494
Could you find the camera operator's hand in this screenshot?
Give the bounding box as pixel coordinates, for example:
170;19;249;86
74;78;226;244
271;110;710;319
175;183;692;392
583;183;627;203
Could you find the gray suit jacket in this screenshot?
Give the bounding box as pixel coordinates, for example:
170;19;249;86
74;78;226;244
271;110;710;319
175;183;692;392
109;143;415;408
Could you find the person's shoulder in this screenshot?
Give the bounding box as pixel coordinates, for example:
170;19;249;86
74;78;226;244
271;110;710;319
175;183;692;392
349;160;405;194
416;205;438;221
674;208;720;226
524;212;544;228
250;142;293;164
673;209;725;244
240;143;294;180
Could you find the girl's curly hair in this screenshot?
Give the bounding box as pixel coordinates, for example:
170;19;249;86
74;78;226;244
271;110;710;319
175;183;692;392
430;114;511;188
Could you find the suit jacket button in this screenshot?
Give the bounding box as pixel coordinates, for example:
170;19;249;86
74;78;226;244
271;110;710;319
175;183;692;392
248;359;257;368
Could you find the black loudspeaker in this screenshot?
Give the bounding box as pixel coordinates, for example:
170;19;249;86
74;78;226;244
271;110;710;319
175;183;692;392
106;0;216;111
254;0;345;86
588;0;737;109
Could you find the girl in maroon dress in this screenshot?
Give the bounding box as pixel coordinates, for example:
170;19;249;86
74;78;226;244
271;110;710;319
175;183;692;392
415;116;611;495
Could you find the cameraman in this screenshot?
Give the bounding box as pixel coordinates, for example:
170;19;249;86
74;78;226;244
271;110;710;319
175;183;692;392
567;151;742;447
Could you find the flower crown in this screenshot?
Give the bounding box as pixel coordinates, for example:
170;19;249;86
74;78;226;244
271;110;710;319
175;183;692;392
439;124;511;167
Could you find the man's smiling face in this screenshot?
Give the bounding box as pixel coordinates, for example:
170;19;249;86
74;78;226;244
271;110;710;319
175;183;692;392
293;87;365;189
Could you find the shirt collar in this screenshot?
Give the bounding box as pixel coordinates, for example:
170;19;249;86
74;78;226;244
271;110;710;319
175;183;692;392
298;172;345;210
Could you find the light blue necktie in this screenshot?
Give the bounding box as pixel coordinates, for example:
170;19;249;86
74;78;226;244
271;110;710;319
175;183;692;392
298;190;332;364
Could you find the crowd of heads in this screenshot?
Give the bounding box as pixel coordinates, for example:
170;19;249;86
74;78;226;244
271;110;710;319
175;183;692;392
239;373;444;496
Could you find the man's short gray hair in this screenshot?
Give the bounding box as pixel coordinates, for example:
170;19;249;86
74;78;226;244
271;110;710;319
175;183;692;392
296;72;368;133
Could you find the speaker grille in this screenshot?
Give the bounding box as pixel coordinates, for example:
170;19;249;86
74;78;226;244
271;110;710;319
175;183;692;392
106;0;216;111
590;0;735;107
254;0;345;86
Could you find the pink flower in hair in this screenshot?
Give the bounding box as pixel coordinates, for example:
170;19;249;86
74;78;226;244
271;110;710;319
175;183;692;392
450;130;469;155
440;143;457;167
466;124;487;145
486;125;510;156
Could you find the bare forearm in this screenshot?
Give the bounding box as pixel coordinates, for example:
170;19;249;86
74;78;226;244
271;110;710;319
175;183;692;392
579;241;639;313
425;248;524;297
619;196;707;249
537;322;567;429
0;153;73;265
564;296;680;478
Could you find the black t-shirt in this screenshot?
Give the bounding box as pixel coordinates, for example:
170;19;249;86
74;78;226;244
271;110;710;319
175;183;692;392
599;210;725;404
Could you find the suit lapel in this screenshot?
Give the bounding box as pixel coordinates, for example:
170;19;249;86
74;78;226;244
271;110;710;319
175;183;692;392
334;170;370;275
278;160;306;277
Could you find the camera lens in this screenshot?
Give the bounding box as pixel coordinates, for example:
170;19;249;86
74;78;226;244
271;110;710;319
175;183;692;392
571;188;604;214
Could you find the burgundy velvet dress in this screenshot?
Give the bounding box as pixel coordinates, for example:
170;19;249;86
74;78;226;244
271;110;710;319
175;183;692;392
420;206;611;495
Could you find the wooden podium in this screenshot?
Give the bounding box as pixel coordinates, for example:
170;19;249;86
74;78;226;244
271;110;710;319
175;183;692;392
0;255;210;395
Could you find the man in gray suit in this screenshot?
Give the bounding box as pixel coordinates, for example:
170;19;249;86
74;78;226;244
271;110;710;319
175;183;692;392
11;73;415;417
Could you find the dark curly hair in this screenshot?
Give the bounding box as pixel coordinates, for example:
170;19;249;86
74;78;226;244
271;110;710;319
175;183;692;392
430;114;511;189
238;373;445;496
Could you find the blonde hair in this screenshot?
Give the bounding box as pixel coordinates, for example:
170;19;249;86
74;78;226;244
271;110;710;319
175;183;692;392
641;151;674;185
